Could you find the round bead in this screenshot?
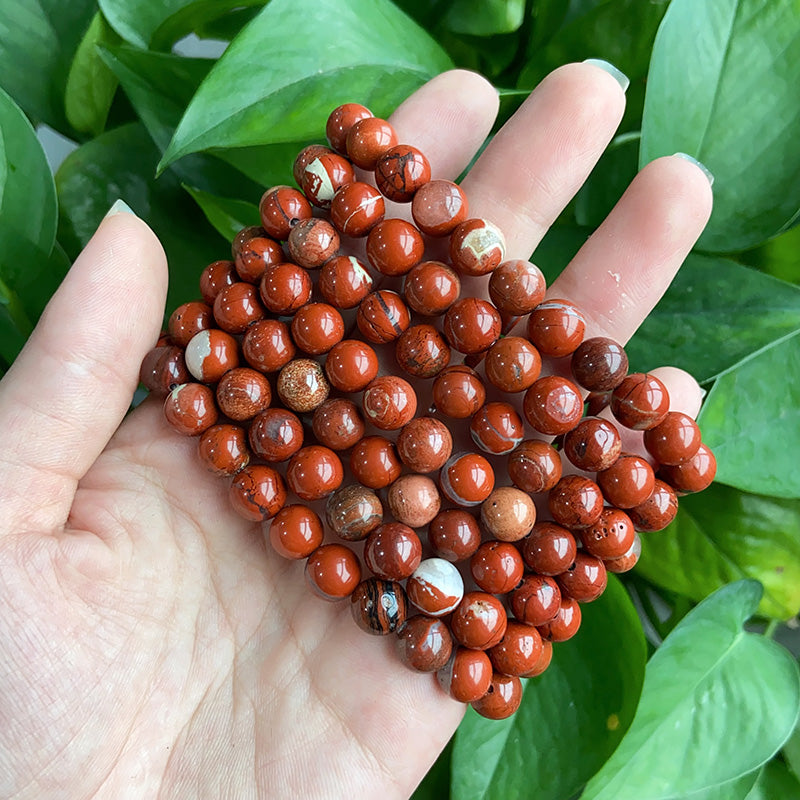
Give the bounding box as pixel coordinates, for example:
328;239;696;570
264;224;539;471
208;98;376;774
557;552;607;603
293;144;333;187
140;345;189;395
411;179;468;236
451;592;507;650
305;544;361;600
249;407;304;462
644;411;702;466
366;218;424;276
290;302;344;355
470;541;525;594
586;391;611;417
471;673;523;720
324;339;379;393
395;324;451;378
301;152;355;208
659;443;717;493
311;398;364;450
242;319;296;373
489;622;544;678
198;423;249;476
443;298;502;355
235;236;283;283
484;336;542;393
537;596;581;642
611;372;671;430
440;452;495;507
548;475;604;529
581;507;636;559
199;260;237;305
330;181;385;237
470;402;525;455
215;367;271;421
403;260;460;316
437;647;492;703
259;186;313;241
268;505;324;560
346;116;398;169
429;509;482;562
325;483;383;541
184;329;239;383
395;615;453;672
362;375;417;430
364;522;422;580
326;102;372;154
628;479;679;531
604;534;642;573
396;417;453;473
507;440;562;493
374;144;431;202
480;487;536;542
164;383;219;436
432;365;486;419
229;464;286;521
287;218;340;268
509;574;561;626
318;256;373;309
406;558;464;616
351;579;408;635
168;301;213;348
489;260;547;316
232;226;268;260
520;638;553;678
563;416;622;472
349;436;402;489
449;218;506;276
523;375;583;436
386;474;441;528
357;290;410;344
571;336;629;392
286;445;343;501
259;262;313;315
213;282;265;334
276;358;329;413
522;522;577;576
597;454;656;509
527;299;586;358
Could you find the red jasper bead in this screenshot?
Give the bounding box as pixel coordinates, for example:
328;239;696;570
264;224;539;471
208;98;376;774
527;299;586;358
231;226;267;259
563;416;622;472
374;144;431;202
293;145;333;189
259;186;313;241
522;522;577;576
213;282;265;334
403;260;460;316
287;218;340;268
471;673;523;720
350;436;402;489
301;151;355;208
259;262;313;315
611;372;671;430
199;259;237;305
184;329;240;383
451;592;507;650
520;638;553;678
357;290;410;344
488;622;544;678
198;423;249;476
346;116;398;170
229;464;286;521
330;181;385;237
628;479;679;531
489;260;547;316
484;336;542;393
396;615;453;673
523;375;583;436
604;534;642;574
242;319;296;373
438;647;492;703
396;417;453;473
268;505;324;560
481;487;537;542
443;298;502;355
449;218;506;276
571;337;629;392
470;402;525;455
216;367;271;421
319;255;373;309
644;411;702;465
509;574;561;626
249;408;304;462
164;383;218;436
235;236;283;283
428;509;482;562
325;484;383;541
407;558;465;617
362;375;417;430
659;443;717;493
312;398;365;450
440;452;495;507
351;578;408;635
470;541;525;594
290;302;344;355
411;179;468;236
326;102;372;154
139;345;189;395
168;301;213;348
364;522;422;580
387;474;441;529
366;218;424;276
581;507;636;559
432;365;486;419
286;445;343;501
395;324;451;378
508;440;563;494
549;475;604;529
557;551;607;603
324;339;379;392
277;358;329;413
597;454;656;509
537;596;581;642
305;543;361;601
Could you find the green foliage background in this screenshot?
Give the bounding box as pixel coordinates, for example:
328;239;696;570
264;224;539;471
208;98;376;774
1;0;800;797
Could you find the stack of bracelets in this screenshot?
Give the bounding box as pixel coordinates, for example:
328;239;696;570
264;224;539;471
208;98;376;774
140;102;717;721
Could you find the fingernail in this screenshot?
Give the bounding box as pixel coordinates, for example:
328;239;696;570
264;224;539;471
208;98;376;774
104;198;136;218
583;59;630;92
674;153;715;186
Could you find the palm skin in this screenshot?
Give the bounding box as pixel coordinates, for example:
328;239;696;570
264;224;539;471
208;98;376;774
0;64;712;800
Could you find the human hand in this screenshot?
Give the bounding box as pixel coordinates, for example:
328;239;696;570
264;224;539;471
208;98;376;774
0;62;711;799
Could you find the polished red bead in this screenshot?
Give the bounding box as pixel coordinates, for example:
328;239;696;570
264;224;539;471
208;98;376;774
290;302;345;355
470;402;524;455
349;436;402;489
301;151;355;208
374;144;431;202
242;319;296;373
198;423;249;476
507;440;563;494
325;483;383;541
471;673;523;720
199;259;237;305
489;622;544;678
215;367;271;421
366;218;424;276
403;260;460;316
571;336;629;392
184;329;240;383
470;541;525;594
439;452;495;507
548;475;604;529
357;290;410;344
164;383;219;436
395;324;451;379
484;336;542;393
330;181;385;237
318;255;373;309
489;260;547;316
139;345;189;395
396;417;453;473
311;398;365;450
432;365;486;419
364;522;423;580
386;474;441;529
286;445;343;501
213;282;266;334
524;375;583;436
480;486;537;542
556;551;608;603
287;218;340;268
437;647;492;703
627;479;679;531
396;615;453;672
443;298;502;355
362;375;417;430
346;116;398;170
407;558;465;617
235;236;283;283
168;301;213;348
527;299;586;357
659;443;717;493
231;226;267;259
268;505;324;560
581;507;636;559
449;218;506;276
324;339;379;392
451;592;508;650
259;185;313;241
259;262;313;315
604;534;642;573
522;522;577;576
249;407;304;462
520;638;553;678
611;372;671;430
644;411;702;466
305;543;362;601
229;464;286;521
276;358;329;413
326;102;372;154
411;179;468;236
293;145;333;188
428;509;482;562
509;574;561;626
563;416;622;472
597;454;656;509
537;596;581;642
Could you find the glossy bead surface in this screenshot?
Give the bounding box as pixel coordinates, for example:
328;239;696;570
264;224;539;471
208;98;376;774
396;615;453;672
659;443;717;493
164;383;218;435
242;319;296;373
396;417;452;473
277;358;329;413
290;302;344;355
480;486;536;542
349;436;402;489
286;445;343;501
611;372;671;430
235;236;283;283
440;452;495;507
437;647;493;703
319;255;373;309
548;475;604;529
364;522;422;580
351;579;408;635
432;365;486;419
231;226;267;259
168;301;213;348
523;375;583;436
429;509;482;562
199;260;237;305
268;505;324;560
472;674;523;720
411;179;468;236
229;464;286;521
259;185;313;241
604;534;642;573
571;336;629;392
374;144;431;202
537;596;581;642
470;541;525;595
489;622;544;678
301;151;355;208
395;324;450;378
249;408;304;462
407;558;464;616
470;402;524;455
443;298;502;355
305;544;361;600
330;181;385;237
198;423;249;475
386;474;441;528
527;299;586;358
184;329;239;383
140;345;189;395
522;522;577;576
489;260;547;316
362;375;417;430
357;290;410;343
403;261;460;318
563;416;622;472
259;262;312;315
215;367;271;421
581;507;636;559
557;552;607;603
644;411;702;465
597;454;656;509
507;440;562;494
366;218;424;276
484;336;542;393
509;574;561;626
287;218;340;268
213;282;265;334
451;592;507;650
325;483;383;541
346;116;398;169
311;398;364;450
449;218;506;276
292;145;332;189
521;638;553;678
628;479;679;531
326;102;372;154
324;339;379;392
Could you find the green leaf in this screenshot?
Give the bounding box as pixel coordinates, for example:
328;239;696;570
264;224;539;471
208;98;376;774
442;0;525;36
783;726;800;783
183;185;261;243
637;484;800;620
746;759;800;800
640;0;800;252
627;253;800;383
451;577;646;800
412;738;452;800
697;331;800;498
159;0;453;170
582;581;800;800
743;224;800;286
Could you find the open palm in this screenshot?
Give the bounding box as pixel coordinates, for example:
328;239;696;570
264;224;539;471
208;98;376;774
0;64;711;800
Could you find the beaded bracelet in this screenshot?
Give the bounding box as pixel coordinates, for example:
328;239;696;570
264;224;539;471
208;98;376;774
140;101;717;721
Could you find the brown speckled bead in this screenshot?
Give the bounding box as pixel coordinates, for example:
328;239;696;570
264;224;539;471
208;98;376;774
213;282;265;334
488;622;544;678
481;487;536;542
287;218;340;268
440;452;495;507
407;558;465;617
644;411;702;466
437;647;492;703
571;337;629;392
443;298;502;355
523;375;583;436
305;543;361;600
168;301;213;348
397;417;452;473
470;541;524;595
366;218;424;277
319;256;373;309
432;365;486;419
330;181;385;237
489;260;547;316
470;402;524;455
449;218;506;276
286;445;343;501
200;260;237;305
563;416;622;472
293;145;333;189
471;674;523;720
628;479;679;531
357;290;410;344
386;474;441;528
326;483;383;541
229;464;286;521
507;440;563;494
231;226;267;259
451;592;507;650
242;319;296;373
611;372;670;430
522;522;577;576
140;345;189;395
362;375;417;430
520;638;553;678
346;116;398;170
198;423;249;476
290;302;344;355
259;263;313;315
604;534;642;574
277;358;329;413
411;179;468;236
161;385;212;436
395;324;450;379
259;186;313;241
395;615;453;672
235;236;283;283
537;596;581;642
484;336;542;393
403;260;460;316
548;475;604;529
268;505;324;560
249;408;304;462
351;578;408;635
184;329;240;383
581;507;636;560
509;574;561;627
326;102;372;154
301;152;355;208
216;367;271;421
324;339;379;393
364;522;422;580
557;552;607;603
597;454;656;509
527;299;586;358
374;144;431;202
429;509;482;562
659;443;717;493
312;398;364;451
349;436;402;489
